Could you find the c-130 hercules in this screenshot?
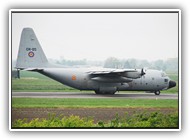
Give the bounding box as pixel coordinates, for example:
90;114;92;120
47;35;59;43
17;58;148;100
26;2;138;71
15;28;176;95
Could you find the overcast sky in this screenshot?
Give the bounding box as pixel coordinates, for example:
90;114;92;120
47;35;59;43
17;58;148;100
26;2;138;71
11;11;178;61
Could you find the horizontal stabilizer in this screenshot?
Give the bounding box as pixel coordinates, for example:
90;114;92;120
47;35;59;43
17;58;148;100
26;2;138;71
24;68;44;71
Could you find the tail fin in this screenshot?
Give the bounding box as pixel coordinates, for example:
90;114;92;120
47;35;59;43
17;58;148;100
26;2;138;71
16;28;49;69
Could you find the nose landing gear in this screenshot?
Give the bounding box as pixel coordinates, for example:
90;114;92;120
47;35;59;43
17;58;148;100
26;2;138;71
154;91;160;95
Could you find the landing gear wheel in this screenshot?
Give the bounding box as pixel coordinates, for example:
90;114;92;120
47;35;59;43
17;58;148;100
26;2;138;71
107;91;116;95
95;90;101;94
154;91;160;95
94;90;116;95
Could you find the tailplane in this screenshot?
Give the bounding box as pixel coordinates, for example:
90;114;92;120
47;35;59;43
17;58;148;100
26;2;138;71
16;28;49;69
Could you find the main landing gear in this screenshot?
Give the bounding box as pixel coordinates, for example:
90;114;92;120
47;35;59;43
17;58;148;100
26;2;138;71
95;90;116;95
154;91;160;95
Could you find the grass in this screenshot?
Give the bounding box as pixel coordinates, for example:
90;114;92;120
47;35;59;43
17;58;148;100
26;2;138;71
12;98;178;108
12;78;77;92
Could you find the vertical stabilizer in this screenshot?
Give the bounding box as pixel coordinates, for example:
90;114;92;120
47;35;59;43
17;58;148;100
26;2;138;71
16;28;49;69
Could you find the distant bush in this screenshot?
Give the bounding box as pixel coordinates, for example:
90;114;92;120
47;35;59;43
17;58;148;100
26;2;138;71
12;112;178;128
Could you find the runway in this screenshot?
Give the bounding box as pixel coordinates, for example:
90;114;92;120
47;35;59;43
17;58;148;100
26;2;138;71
12;92;178;99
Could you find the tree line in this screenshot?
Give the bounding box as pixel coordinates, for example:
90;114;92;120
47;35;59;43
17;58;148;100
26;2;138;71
52;57;178;72
12;57;178;72
103;57;178;72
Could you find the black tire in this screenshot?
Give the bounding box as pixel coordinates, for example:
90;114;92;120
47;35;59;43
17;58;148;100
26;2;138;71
95;90;101;94
154;91;160;95
107;91;116;95
94;90;116;95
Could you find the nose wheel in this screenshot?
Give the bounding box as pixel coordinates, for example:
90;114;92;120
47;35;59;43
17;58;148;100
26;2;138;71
154;91;160;95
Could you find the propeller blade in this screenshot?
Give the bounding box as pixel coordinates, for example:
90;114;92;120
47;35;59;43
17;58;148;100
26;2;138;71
141;68;146;76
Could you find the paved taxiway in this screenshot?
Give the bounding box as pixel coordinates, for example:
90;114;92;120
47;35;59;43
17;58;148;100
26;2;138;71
12;92;178;99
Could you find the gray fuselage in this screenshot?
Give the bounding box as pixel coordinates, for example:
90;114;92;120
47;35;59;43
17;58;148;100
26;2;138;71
39;68;171;93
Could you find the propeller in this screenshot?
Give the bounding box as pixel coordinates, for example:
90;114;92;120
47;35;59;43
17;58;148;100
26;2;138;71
141;68;146;76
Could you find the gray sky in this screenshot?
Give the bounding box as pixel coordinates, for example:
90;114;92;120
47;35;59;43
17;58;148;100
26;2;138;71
12;12;178;61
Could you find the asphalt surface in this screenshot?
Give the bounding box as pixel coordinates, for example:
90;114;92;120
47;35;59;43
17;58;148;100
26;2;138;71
12;92;178;99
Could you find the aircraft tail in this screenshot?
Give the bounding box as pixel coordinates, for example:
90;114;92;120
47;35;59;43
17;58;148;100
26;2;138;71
16;28;49;69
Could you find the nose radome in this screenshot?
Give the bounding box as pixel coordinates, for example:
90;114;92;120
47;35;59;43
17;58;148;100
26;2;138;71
168;80;176;89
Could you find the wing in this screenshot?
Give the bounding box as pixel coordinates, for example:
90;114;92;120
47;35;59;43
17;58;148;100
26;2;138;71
87;69;137;75
87;69;144;83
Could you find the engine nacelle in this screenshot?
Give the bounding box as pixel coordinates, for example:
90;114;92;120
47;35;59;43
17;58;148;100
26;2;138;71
125;71;141;79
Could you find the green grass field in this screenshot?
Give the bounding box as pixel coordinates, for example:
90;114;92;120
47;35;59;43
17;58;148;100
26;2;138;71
12;71;178;93
12;98;178;108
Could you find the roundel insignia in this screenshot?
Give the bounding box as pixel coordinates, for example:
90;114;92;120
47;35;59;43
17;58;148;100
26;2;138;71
71;75;76;80
28;51;34;57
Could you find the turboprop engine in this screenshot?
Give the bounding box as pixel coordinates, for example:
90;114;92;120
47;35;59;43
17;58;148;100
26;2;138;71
125;68;146;79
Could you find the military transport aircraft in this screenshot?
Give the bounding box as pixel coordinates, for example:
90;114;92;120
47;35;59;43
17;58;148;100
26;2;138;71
15;28;176;95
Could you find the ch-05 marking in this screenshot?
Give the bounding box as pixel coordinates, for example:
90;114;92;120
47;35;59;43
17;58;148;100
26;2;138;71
26;48;37;51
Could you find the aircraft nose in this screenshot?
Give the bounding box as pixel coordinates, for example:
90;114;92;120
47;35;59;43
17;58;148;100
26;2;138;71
168;80;176;89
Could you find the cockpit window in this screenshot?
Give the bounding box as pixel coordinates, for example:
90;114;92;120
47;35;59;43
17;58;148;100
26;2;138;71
161;72;167;77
